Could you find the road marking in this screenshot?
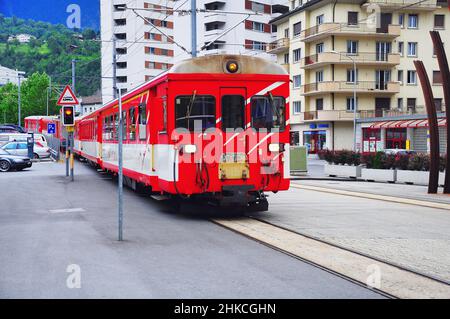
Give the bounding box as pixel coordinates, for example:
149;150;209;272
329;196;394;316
290;183;450;211
49;208;86;214
213;218;450;299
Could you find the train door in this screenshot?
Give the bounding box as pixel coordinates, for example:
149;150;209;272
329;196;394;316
220;87;246;149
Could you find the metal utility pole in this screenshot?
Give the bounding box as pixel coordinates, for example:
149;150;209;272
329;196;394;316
112;37;118;99
118;88;124;241
17;73;22;127
191;0;197;57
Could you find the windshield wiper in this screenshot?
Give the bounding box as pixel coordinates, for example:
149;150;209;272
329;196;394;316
185;90;197;130
268;92;281;126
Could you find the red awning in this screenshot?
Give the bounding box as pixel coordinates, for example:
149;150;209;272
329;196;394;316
369;118;447;129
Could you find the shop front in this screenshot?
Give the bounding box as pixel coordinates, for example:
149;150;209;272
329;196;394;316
303;130;327;154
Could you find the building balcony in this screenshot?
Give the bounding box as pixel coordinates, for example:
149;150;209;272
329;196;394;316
300;81;400;96
266;38;290;54
300;23;401;43
300;52;400;69
363;0;438;11
300;110;359;122
359;107;448;119
204;13;227;24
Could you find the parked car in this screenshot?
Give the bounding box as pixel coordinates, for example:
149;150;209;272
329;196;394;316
1;141;51;159
0;148;32;172
0;133;48;147
0;125;21;133
384;149;417;156
2;124;26;133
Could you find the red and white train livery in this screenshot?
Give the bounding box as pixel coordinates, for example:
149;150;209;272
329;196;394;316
74;55;290;210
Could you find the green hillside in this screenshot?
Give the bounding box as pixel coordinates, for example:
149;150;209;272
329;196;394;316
0;14;100;97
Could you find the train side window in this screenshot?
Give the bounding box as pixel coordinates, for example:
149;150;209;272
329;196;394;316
114;114;119;141
175;95;216;132
222;95;245;131
122;111;127;141
139;103;147;140
129;107;136;140
103;117;108;140
251;96;286;132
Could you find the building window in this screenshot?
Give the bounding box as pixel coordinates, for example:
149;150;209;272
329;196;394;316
433;71;442;85
316;70;324;82
408;14;418;29
346;97;358;111
284;28;289;38
407;42;417;57
407;98;416;112
251;1;265;12
252;21;265;32
347;40;358;54
397;98;403;110
398;42;404;56
348;12;358;26
434;15;445;29
434;98;443;112
398;13;405;28
316;43;324;54
284;53;289;64
293;22;302;37
316;98;324;111
407;71;417;85
347;69;358;83
252;41;266;51
398;70;403;85
293;101;301;114
293;48;302;63
316;14;324;25
293;75;302;88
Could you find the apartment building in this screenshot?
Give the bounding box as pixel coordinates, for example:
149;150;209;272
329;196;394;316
270;0;449;154
0;65;26;87
173;0;289;62
100;0;175;103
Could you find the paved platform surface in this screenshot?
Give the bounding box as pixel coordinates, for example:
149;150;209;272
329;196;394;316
0;162;382;299
295;180;450;205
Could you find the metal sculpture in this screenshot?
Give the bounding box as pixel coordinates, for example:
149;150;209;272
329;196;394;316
430;31;450;194
414;61;440;194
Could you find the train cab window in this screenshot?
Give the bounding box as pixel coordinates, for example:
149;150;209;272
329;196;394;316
251;96;286;132
129;107;136;140
138;103;147;140
221;95;245;131
175;95;216;131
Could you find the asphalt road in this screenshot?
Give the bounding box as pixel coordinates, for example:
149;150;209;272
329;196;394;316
0;161;382;299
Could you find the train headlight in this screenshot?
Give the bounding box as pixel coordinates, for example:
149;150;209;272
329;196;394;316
269;143;285;153
269;144;280;152
183;144;197;154
226;61;239;74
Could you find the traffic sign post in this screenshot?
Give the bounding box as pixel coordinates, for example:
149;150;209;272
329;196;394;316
57;85;79;182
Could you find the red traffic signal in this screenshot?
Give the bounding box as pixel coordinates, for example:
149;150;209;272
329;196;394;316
62;106;75;126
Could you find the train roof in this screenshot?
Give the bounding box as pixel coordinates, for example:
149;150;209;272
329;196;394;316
170;54;288;75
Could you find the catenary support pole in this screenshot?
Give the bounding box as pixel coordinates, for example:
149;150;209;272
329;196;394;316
118;89;124;241
191;0;197;57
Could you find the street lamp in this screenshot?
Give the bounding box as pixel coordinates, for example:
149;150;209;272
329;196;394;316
330;50;358;152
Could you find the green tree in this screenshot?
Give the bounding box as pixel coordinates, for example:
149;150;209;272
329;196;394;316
0;83;18;124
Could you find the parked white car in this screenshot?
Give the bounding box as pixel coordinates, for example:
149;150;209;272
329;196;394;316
1;141;51;159
0;133;48;148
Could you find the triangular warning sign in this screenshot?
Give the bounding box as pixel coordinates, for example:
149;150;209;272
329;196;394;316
57;85;79;106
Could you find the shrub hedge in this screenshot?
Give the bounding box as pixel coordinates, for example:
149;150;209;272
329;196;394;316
318;150;446;172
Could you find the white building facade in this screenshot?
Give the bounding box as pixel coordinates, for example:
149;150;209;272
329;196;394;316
173;0;289;62
100;0;175;103
0;65;26;87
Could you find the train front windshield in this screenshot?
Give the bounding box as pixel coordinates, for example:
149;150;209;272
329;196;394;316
251;96;286;132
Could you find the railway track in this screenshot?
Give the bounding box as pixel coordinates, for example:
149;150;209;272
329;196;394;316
211;216;450;299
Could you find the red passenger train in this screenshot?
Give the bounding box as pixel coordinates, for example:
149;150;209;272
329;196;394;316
68;55;291;210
